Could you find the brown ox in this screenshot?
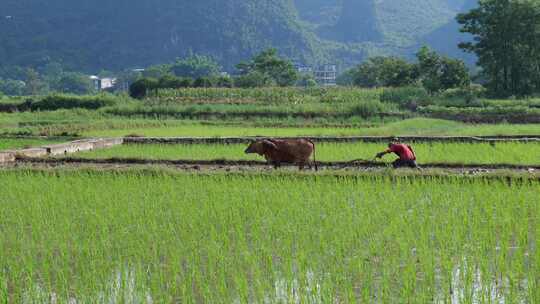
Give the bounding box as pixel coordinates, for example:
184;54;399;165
244;138;317;170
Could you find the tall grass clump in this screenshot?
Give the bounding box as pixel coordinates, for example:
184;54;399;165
380;86;431;109
30;94;118;111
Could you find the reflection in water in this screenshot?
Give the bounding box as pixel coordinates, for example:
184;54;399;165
20;264;530;303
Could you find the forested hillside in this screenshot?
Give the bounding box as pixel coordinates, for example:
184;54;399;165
0;0;319;71
296;0;468;48
323;0;381;42
421;0;478;64
0;0;476;72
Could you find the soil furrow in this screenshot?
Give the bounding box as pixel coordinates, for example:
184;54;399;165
12;157;540;171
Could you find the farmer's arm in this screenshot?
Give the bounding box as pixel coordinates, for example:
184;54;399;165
375;148;392;159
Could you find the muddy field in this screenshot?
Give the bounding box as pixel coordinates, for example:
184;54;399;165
2;135;539;179
5;157;538;179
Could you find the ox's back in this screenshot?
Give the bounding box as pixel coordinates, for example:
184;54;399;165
264;139;314;163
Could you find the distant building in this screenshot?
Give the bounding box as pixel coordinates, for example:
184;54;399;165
89;76;117;91
314;64;337;86
295;63;313;74
89;76;101;91
100;78;116;90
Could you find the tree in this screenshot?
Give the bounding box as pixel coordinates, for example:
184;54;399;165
439;57;471;91
143;64;172;79
234;71;274;88
41;62;64;83
193;77;213;88
53;72;94;94
171;55;221;79
214;76;233;88
352;56;418;88
23;68;48;95
297;74;318;87
129;78;158;99
235;48;298;87
158;75;193;88
416;46;470;93
457;0;540;97
336;69;356;86
0;79;25;96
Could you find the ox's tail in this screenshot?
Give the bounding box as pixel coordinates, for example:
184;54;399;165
308;139;318;171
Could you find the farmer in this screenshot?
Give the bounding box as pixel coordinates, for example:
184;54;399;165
375;138;420;169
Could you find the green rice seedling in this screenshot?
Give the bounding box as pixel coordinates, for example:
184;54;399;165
80;118;540;138
71;142;540;166
0;171;537;302
0;138;64;150
153;87;383;106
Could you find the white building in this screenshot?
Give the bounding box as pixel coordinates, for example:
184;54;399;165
314;64;337;86
89;76;117;91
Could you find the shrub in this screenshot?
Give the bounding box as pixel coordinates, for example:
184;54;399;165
171;55;221;78
129;78;159;99
158;75;193;89
353;56;419;88
193;77;214;88
214;76;233;88
438;85;486;105
30;94;116;111
416;46;471;93
235;48;298;87
234;71;273;88
349;101;386;118
380;86;431;110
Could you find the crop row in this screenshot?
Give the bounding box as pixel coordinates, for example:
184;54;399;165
153;87;383;104
2;111;540;138
1;171;537;302
67;142;540;166
80;118;540;138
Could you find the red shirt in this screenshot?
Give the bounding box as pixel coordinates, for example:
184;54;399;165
387;143;416;161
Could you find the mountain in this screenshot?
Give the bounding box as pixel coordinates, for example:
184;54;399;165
0;0;477;73
294;0;341;26
420;0;478;64
295;0;475;64
322;0;381;43
0;0;319;71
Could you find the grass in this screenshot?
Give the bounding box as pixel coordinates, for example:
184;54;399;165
80;118;540;138
0;138;64;150
2;103;540;137
2;88;540;138
68;142;540;166
0;170;538;302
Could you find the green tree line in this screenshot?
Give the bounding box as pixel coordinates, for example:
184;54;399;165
457;0;540;97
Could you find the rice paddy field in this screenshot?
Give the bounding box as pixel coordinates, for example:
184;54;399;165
1;176;538;304
0;138;64;150
3;105;540;138
0;171;538;303
67;142;540;167
81;118;540;138
2;88;540;303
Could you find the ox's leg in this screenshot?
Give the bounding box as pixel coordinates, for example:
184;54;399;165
273;161;281;169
